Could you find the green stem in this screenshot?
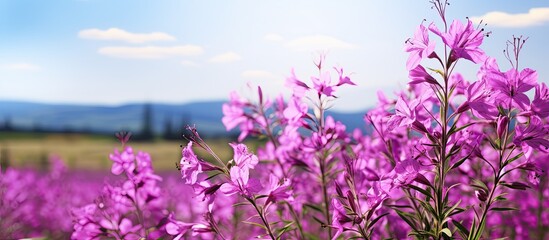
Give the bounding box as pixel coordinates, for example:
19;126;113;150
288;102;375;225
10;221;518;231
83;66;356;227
250;199;276;240
288;202;305;239
472;111;512;239
320;154;333;239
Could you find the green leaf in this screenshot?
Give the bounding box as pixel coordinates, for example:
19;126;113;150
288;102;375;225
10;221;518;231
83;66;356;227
427;67;445;77
440;228;452;237
490;207;518;212
505;152;524;165
233;202;250;208
276;221;296;238
367;212;389;229
448;207;465;217
395;209;418;231
303;203;324;213
471;179;489;192
254;194;269;200
452;220;470;237
448;122;475;136
408;184;433;199
449;156;468;171
204;172;223;181
443;200;462;219
499;181;530;190
242;221;268;230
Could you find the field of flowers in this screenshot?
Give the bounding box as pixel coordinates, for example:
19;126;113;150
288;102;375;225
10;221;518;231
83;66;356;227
1;1;548;239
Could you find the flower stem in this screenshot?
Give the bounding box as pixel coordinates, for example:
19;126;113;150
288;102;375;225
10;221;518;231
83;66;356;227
320;154;333;239
249;198;276;240
472;112;513;239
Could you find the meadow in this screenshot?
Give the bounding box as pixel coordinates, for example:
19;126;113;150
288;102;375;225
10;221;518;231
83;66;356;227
0;132;239;171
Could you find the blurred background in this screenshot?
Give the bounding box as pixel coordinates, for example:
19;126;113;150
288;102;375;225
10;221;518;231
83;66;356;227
1;0;548;171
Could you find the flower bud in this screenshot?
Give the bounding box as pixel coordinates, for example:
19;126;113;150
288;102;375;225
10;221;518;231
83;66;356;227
497;115;509;139
475;190;488;202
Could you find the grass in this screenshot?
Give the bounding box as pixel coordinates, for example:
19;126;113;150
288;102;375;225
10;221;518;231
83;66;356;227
0;132;247;171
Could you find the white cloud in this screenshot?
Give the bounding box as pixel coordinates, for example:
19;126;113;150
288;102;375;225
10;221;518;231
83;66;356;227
2;63;41;71
181;60;199;67
264;33;284;42
241;70;279;80
209;52;241;63
98;45;203;59
285;35;357;51
79;28;176;43
470;8;549;28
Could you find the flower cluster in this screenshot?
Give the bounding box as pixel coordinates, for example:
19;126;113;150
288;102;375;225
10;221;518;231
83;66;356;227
71;142;176;239
0;156;103;239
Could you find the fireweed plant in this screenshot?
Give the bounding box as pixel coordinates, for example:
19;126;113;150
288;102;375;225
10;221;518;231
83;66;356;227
0;1;547;239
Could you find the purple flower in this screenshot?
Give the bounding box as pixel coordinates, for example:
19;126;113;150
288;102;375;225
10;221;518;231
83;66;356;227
405;23;436;70
99;218;141;238
393;159;420;186
497;115;509;139
166;214;193;240
180;142;203;185
408;65;438;85
461;80;498;120
429;19;486;63
334;67;356;86
192;181;221;211
531;82;549;118
109;147;136;175
485;59;537;110
311;71;335;97
387;95;419;129
285;68;309;97
222;104;247;131
230;143;259;171
513;116;549;158
283;96;308;124
331;198;350;240
219;165;262;198
263;174;293;206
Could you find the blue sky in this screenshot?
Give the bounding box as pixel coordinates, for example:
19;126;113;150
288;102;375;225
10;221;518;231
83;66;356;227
1;0;548;112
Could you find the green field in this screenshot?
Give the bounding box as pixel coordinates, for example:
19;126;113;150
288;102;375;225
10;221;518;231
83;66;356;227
0;132;247;171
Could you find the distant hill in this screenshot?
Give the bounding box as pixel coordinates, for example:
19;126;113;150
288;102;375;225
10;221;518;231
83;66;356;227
0;100;369;137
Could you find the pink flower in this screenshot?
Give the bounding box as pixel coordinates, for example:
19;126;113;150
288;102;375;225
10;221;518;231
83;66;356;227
311;71;335;97
334;67;356;86
263;174;293;205
166;215;193;240
230;143;259;171
429;19;486;63
408;65;438;85
331;198;350;240
109;147;135;175
285;68;309;97
221;91;250;131
461;80;498;120
481;57;537;110
283;96;308;124
387;95;420;129
393;159;420;186
222;104;247;131
180;142;203;185
405;23;436;70
513;116;549;158
219;165;262;198
531;82;549;118
99;218;141;238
